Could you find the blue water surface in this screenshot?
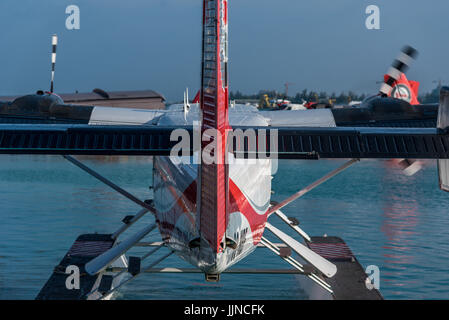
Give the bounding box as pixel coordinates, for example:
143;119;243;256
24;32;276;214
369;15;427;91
0;155;448;299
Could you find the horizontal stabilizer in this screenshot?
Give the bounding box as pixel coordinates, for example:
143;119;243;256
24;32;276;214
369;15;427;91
265;222;337;278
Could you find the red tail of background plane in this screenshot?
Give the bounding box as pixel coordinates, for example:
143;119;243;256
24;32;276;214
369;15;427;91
384;73;420;105
192;90;200;104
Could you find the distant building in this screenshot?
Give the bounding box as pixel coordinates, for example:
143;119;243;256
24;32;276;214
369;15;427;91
0;89;166;110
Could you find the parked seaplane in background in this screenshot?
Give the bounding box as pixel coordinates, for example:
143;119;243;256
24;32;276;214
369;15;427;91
2;0;449;300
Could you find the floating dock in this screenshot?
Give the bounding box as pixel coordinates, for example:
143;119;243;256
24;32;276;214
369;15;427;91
36;234;125;300
299;236;383;300
36;234;382;300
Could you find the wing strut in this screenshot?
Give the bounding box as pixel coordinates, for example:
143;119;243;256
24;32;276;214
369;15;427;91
259;237;333;293
267;158;359;216
63;155;155;214
271;208;312;242
111;208;150;240
265;223;337;278
98;251;174;300
85;223;157;275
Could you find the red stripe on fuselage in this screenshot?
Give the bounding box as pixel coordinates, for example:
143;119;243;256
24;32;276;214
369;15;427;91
154;158;197;241
228;179;268;245
155;157;268;247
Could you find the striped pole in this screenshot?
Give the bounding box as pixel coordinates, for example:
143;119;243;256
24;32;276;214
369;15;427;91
379;45;418;96
50;34;58;93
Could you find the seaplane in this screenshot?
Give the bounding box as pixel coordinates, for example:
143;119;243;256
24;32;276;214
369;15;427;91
2;0;449;300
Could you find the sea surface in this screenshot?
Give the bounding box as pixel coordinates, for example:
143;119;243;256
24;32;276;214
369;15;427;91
0;155;448;300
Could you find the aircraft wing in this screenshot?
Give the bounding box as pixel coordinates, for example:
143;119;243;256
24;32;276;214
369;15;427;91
0;87;448;159
0;124;448;159
259;109;337;127
260;100;439;128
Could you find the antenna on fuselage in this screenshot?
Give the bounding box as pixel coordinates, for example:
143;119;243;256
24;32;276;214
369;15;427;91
184;87;191;121
50;34;58;93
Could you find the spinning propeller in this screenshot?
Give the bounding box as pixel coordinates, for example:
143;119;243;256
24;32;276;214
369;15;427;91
379;45;419;99
379;46;423;175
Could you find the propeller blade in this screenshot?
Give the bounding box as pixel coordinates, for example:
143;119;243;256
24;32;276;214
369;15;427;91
379;45;418;96
265;222;337;278
397;159;423;176
85;223;156;275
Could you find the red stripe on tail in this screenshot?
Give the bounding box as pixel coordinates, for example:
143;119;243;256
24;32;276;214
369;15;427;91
199;0;230;253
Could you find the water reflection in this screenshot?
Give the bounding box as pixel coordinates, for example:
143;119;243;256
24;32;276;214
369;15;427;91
380;166;420;293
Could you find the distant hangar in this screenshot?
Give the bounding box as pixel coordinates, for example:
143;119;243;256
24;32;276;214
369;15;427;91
0;88;166;110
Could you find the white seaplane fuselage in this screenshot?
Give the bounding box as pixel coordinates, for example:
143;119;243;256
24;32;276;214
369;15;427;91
153;104;272;274
87;102;335;274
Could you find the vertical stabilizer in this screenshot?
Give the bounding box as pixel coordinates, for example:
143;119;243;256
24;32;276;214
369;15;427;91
199;0;230;254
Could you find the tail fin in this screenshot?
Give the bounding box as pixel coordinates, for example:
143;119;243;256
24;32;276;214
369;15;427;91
383;73;420;105
408;80;420;100
198;0;230;254
192;90;201;104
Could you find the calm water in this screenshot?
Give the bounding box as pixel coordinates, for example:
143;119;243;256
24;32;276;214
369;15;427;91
0;155;448;300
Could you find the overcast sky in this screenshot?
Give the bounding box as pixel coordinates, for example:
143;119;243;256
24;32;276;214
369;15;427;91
0;0;448;102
